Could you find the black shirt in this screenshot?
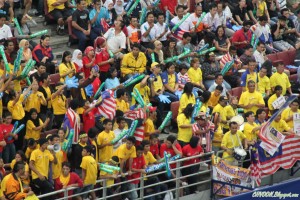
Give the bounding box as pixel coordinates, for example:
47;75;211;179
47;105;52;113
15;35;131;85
72;9;90;30
0;2;10;20
233;7;248;22
271;24;286;41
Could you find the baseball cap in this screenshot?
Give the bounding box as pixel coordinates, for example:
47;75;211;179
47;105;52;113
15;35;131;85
151;62;160;69
148;106;157;112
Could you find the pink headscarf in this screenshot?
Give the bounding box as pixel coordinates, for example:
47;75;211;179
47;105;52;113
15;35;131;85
84;46;95;56
94;37;106;53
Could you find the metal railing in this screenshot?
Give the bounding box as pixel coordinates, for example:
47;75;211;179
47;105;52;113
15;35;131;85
37;152;214;200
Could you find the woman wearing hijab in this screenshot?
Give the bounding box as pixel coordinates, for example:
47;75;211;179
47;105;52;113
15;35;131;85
94;37;114;82
104;0;117;26
114;0;125;16
71;49;84;72
19;39;32;63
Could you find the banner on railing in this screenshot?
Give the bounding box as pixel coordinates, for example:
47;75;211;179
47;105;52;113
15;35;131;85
212;156;252;196
223;177;300;200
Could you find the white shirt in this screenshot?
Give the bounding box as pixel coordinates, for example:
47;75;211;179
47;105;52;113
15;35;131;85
103;28;126;52
171;16;194;32
202;12;221;32
141;22;160;42
253;50;266;66
155;22;170;41
113;128;127;150
0;24;12;40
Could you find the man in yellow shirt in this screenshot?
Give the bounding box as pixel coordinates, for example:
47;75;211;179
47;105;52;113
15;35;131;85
240;59;258;91
212;96;229;132
208;85;223;108
97;119;115;163
221;122;248;166
267;85;283;115
243;111;261;145
80;145;97;199
239;80;265;114
116;88;129;113
144;106;161;140
282;100;300;129
271;111;295;135
48;0;72;35
114;136;137;173
121;43;147;77
29;138;57;200
270;61;292;96
257;67;271;98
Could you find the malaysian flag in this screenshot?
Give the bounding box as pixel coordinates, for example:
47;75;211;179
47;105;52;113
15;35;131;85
250;135;300;186
259;95;297;150
96;90;116;120
192;122;214;152
63;108;80;143
123;108;146;142
169;22;189;41
101;18;110;33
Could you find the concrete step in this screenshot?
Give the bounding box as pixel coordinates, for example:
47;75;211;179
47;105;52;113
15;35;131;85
32;35;69;50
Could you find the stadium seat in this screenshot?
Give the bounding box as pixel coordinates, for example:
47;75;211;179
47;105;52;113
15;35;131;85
44;0;55;25
67;18;78;47
230;87;243;99
49;73;60;85
171;101;179;121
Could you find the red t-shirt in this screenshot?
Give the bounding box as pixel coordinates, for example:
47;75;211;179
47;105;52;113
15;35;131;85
0;124;15;144
150;143;159;157
127;155;146;184
160;0;177;15
82;56;96;78
182;144;203;166
92;77;101;95
82;108;97;133
160;143;182;168
232;29;252;49
95;50;110;72
0;131;5;152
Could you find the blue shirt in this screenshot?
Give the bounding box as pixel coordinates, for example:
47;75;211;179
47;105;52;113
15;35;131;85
89;7;110;28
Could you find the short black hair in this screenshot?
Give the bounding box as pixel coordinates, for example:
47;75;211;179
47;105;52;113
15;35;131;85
258;15;268;22
215;85;223;92
182;32;191;39
256;108;266;117
83;145;93;154
274;85;283;91
244;111;254;118
141;140;150;147
69;99;80;110
209;3;217;10
116;116;126;124
41;73;49;83
88;127;99;138
62;161;71;168
146;12;154;18
136;145;144;151
178;63;188;71
127;136;136;144
176;5;185;11
150;133;159;140
103;119;112;125
132;43;141;50
116;88;126;98
229;121;238;127
13;161;25;173
166;135;176;144
280;8;289;15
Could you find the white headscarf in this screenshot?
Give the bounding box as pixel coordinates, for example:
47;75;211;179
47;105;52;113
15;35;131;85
114;0;124;15
72;49;83;70
104;0;113;9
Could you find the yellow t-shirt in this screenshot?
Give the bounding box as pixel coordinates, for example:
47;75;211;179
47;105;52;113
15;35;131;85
132;83;150;105
30;149;54;179
207;91;220;107
221;131;246;161
257;75;270;95
25;119;44;140
238;91;264;114
212;104;228;129
59;62;76;82
52;150;65;179
164;73;177;89
152;75;163;92
9;63;22;92
24;91;46;113
212;126;224;147
187;67;202;85
48;0;65;13
179;93;195;114
257;1;267;16
116;99;129;113
51;94;67;115
144;118;155;141
7;94;25;120
113;143;136;161
80;155;97;185
42;86;52;109
59;174;70;187
242;72;258;90
225;105;237;120
97;131;115;163
270;72;291;95
270;119;290;133
281;108;300;128
243;122;258;141
25;145;40;159
143;151;156;165
268;94;281;112
177;113;192;143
